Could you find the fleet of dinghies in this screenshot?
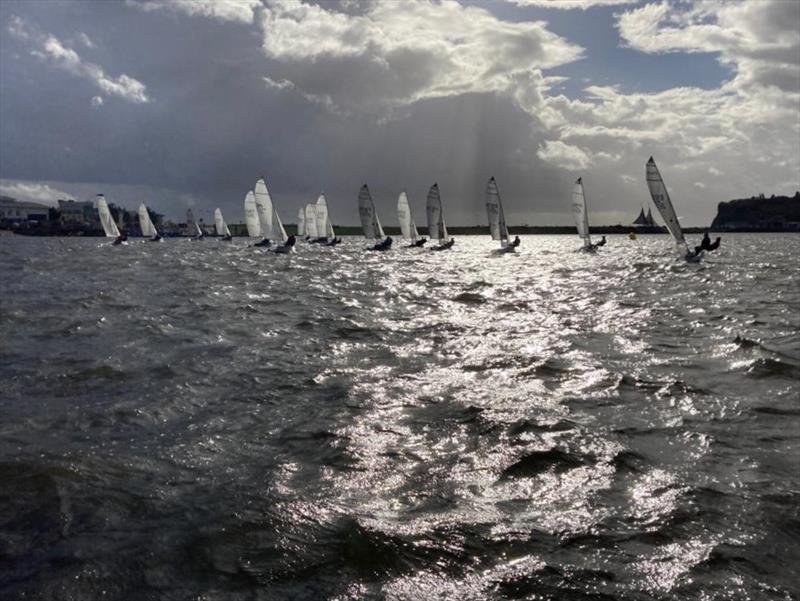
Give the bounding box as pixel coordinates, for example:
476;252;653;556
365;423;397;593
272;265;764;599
97;159;712;263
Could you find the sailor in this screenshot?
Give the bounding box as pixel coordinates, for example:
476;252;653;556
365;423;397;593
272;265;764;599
595;235;606;247
694;231;720;254
510;235;521;247
113;231;127;245
285;234;296;247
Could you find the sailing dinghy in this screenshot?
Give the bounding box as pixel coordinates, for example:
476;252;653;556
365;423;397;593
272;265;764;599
272;199;295;254
572;177;600;252
645;157;702;262
359;184;391;250
427;183;453;250
297;208;306;238
96;194;124;244
486;177;517;253
244;190;261;241
186;209;204;240
214;208;232;241
252;177;274;247
138;203;162;242
315;194;340;245
398;191;425;247
304;203;319;241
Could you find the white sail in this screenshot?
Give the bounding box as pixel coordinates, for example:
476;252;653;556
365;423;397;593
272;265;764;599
304;204;319;238
315;194;329;239
358;184;384;240
297;208;305;237
274;209;288;243
397;191;419;242
486;177;510;247
244;191;261;237
646;157;686;249
195;221;203;237
571;177;592;247
326;217;335;240
214;208;230;236
254;177;274;240
426;183;448;241
138;203;158;238
96;194;120;238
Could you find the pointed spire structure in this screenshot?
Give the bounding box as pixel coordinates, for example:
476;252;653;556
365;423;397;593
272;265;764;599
646;207;656;226
633;207;649;226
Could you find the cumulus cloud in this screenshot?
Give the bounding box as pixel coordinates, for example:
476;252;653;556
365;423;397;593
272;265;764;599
127;0;262;24
0;180;73;206
537;140;592;170
7;16;149;103
91;95;104;107
258;0;583;113
510;0;637;9
617;0;800;93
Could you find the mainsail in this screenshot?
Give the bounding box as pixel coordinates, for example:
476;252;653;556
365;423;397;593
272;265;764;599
315;195;329;239
244;191;261;237
486;177;509;247
297;208;306;237
214;208;231;237
426;183;448;241
397;191;419;242
571;177;592;247
96;194;120;238
274;206;288;243
254;178;274;240
646;157;686;249
358;184;384;240
304;204;319;238
138;203;158;238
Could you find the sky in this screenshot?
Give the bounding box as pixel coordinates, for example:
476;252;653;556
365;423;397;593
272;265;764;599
1;0;798;227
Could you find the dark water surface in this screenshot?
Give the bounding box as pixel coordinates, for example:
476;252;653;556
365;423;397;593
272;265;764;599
1;233;798;600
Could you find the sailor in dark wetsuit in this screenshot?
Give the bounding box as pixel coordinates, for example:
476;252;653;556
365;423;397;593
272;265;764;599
510;235;521;248
694;231;721;254
113;231;127;245
285;234;296;247
412;237;427;247
595;235;606;247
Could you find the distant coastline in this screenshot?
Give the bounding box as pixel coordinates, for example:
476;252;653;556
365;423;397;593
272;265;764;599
2;191;798;236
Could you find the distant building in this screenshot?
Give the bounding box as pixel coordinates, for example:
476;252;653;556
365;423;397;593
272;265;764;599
0;196;50;223
632;207;657;227
58;199;97;226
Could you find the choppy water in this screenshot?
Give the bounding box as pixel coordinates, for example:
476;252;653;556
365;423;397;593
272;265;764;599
1;233;798;600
